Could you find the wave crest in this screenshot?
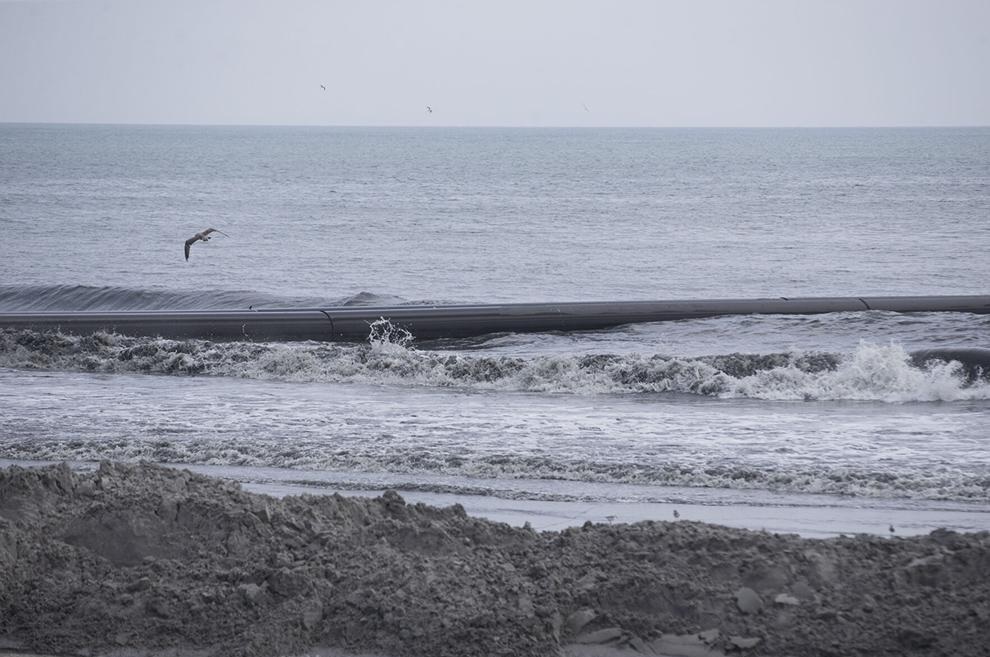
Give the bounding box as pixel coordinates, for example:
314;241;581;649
1;328;986;402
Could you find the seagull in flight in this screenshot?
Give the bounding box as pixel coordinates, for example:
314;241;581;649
320;84;326;91
184;228;229;261
426;105;433;114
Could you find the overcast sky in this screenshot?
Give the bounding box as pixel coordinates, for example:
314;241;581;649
1;0;987;127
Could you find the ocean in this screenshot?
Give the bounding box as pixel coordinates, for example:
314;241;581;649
1;123;988;537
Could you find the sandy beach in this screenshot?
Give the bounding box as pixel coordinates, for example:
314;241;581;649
1;462;987;657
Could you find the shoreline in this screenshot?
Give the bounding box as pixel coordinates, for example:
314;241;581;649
244;482;990;539
2;461;988;657
5;459;989;539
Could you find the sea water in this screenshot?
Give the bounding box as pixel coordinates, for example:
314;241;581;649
1;124;988;536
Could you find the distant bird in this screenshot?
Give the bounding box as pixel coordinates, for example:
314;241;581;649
582;103;590;112
184;228;228;261
673;509;680;519
426;105;433;114
889;524;896;534
320;84;326;91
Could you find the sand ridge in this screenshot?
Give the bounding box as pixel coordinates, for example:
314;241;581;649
1;462;987;657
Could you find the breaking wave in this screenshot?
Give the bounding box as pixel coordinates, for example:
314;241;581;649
1;327;987;402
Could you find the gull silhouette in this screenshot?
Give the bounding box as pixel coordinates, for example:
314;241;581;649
184;228;229;261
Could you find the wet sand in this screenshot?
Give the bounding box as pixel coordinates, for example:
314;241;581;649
244;481;990;539
1;462;988;657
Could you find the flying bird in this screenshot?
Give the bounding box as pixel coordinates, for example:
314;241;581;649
320;84;326;91
426;105;433;114
184;228;229;261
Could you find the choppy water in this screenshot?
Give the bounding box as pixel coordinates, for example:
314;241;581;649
1;124;988;532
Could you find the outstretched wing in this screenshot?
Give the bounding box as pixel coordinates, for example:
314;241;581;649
204;228;229;237
184;236;197;260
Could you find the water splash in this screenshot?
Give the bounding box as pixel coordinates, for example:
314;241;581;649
728;342;988;402
368;318;414;350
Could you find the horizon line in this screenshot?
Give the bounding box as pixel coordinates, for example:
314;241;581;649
2;120;988;130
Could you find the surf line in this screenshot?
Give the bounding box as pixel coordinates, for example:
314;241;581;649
0;295;987;342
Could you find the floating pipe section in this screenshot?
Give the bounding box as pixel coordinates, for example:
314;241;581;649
0;295;987;342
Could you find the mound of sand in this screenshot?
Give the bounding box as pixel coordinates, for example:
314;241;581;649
1;463;987;657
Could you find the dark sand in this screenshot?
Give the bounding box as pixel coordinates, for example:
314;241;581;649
1;463;987;657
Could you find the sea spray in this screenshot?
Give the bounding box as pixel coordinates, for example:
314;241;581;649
367;317;415;351
728;342;989;402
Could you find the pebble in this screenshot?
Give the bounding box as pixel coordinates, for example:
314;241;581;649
735;587;763;614
237;582;262;604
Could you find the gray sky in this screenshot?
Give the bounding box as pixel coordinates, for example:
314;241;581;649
1;0;988;127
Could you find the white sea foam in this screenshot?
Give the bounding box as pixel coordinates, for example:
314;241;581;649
728;342;989;402
2;432;987;503
1;328;987;402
